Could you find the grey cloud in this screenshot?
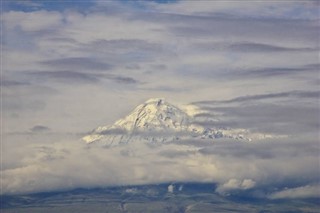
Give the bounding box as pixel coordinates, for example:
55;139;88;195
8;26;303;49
175;62;318;82
158;149;197;158
98;128;127;135
225;42;317;52
3;98;46;111
193;90;319;134
242;66;317;78
26;71;139;85
199;104;319;135
76;39;170;64
47;37;78;44
194;41;317;53
227;91;320;103
109;75;138;84
138;86;184;92
30;125;51;133
150;64;167;70
86;39;162;53
96;73;139;85
192;120;240;129
194;90;320;105
217;64;319;80
2;83;56;113
199;139;319;160
125;64;141;70
173;18;318;44
41;57;113;71
132;12;318;45
1;80;30;87
28;71;99;83
77;39;166;61
303;63;320;70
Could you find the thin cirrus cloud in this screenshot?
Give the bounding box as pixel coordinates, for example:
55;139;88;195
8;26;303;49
184;63;319;81
134;12;318;46
191;89;320;135
194;90;320;105
26;71;139;85
195;104;319;135
40;57;113;71
195;42;319;53
28;70;100;83
239;64;319;78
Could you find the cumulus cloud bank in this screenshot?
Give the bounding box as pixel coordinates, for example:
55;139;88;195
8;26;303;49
2;133;319;199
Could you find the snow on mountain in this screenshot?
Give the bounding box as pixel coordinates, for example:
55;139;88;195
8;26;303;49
83;98;280;146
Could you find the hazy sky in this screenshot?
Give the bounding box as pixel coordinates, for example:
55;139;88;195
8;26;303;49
1;0;319;198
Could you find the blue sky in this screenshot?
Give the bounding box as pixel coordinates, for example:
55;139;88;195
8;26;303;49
1;0;319;200
3;0;179;12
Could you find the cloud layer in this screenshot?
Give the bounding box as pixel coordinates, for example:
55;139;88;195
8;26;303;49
1;0;319;201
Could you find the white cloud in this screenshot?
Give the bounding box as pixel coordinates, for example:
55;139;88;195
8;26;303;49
216;178;256;194
3;10;63;32
269;185;320;199
168;184;174;193
1;135;319;196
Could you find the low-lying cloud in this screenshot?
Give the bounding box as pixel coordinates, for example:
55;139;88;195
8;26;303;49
2;133;319;200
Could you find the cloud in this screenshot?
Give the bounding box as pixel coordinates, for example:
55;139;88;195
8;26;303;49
107;75;138;84
148;13;319;46
40;57;113;71
191;90;320;135
240;64;318;78
269;185;320;199
193;41;318;53
25;71;139;86
1;79;30;87
194;90;320;105
168;184;174;193
28;70;99;83
216;178;256;194
224;42;317;52
151;1;318;20
200;104;319;135
82;39;163;54
3;10;63;32
2;137;319;196
30;125;51;133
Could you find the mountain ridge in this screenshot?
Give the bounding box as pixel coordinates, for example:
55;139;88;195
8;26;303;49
83;98;278;146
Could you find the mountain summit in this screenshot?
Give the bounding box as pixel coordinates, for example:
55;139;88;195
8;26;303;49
111;98;191;132
83;98;276;146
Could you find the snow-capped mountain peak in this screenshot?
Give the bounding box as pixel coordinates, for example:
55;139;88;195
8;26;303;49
83;98;282;146
114;98;190;132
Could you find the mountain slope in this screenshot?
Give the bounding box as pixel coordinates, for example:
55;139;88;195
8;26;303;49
83;98;277;146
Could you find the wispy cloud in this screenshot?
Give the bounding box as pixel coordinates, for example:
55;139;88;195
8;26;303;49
40;57;113;71
269;184;320;199
194;41;318;53
194;90;320;105
30;125;51;133
28;70;99;83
